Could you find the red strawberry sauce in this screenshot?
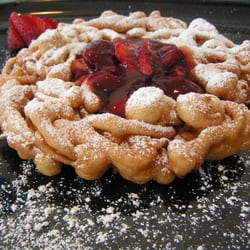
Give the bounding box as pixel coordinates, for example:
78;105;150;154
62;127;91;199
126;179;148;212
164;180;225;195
71;39;204;117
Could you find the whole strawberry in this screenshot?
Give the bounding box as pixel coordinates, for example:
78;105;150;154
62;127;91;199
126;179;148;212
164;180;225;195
7;12;58;52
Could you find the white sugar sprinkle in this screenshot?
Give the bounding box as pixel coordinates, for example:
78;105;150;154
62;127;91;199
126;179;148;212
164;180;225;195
0;152;249;249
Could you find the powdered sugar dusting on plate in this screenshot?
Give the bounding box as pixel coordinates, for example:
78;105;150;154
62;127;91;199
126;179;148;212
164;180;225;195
0;49;11;71
0;151;249;249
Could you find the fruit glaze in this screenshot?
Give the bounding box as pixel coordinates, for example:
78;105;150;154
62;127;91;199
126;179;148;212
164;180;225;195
71;39;204;117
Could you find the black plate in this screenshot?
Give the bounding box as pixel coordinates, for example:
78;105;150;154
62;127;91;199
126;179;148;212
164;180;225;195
0;1;249;249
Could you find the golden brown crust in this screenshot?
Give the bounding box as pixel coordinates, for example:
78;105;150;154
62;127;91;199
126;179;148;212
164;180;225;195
0;11;249;184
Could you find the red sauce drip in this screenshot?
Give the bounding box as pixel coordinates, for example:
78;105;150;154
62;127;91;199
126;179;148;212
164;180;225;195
71;39;204;117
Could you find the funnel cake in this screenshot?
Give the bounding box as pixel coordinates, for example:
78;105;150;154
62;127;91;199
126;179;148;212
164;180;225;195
0;11;249;184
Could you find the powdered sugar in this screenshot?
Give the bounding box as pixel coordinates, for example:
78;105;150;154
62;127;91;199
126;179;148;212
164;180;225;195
0;49;11;73
126;87;164;108
0;151;249;249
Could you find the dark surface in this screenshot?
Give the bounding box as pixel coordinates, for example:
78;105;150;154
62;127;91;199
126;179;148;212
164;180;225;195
0;1;249;249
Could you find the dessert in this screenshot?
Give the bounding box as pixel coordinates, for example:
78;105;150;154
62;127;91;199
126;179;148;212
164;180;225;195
0;11;249;184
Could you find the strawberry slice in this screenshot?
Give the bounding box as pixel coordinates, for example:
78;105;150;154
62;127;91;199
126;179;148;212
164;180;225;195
71;57;90;80
29;15;55;33
7;12;58;52
83;40;114;70
8;12;36;47
159;45;182;69
114;40;138;69
7;25;26;52
44;17;59;29
137;39;153;75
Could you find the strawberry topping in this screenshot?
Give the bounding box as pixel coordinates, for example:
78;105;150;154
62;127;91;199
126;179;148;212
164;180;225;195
7;25;26;52
114;40;138;70
72;39;204;117
137;39;153;75
7;12;58;52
